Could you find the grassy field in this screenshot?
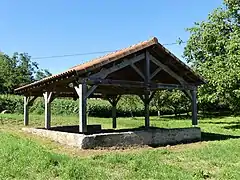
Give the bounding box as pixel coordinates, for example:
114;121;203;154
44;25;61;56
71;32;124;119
0;114;239;179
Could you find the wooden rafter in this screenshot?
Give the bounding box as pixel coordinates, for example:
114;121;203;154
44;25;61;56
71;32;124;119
89;53;145;79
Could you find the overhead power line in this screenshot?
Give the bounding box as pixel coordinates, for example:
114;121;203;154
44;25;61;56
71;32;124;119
32;41;187;60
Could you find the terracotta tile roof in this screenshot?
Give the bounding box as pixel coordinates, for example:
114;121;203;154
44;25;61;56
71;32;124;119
15;37;158;92
69;37;158;72
15;37;205;93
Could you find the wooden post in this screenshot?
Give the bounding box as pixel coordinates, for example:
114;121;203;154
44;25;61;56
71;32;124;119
23;96;37;126
24;96;29;126
191;89;198;126
107;95;121;129
144;50;150;128
75;82;88;133
144;95;150;128
43;92;53;129
112;104;117;128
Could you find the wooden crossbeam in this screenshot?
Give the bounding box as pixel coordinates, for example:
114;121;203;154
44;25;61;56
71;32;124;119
150;67;162;80
150;55;190;87
84;78;195;90
86;85;98;99
131;63;145;80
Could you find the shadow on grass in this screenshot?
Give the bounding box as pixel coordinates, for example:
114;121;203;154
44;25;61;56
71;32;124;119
200;121;240;125
201;132;240;141
224;124;240;130
159;112;232;120
159;115;190;120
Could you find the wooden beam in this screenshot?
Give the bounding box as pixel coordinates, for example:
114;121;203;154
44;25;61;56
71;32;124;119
89;53;145;79
28;96;37;106
149;91;156;102
86;85;98;98
150;55;190;87
150;67;162;80
74;82;88;133
43;92;54;129
85;78;195;90
191;90;198;126
145;50;150;84
131;63;145;80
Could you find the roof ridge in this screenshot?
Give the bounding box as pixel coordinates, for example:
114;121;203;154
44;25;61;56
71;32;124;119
69;37;158;71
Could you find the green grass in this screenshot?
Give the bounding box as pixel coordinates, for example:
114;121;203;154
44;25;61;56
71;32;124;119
0;114;239;179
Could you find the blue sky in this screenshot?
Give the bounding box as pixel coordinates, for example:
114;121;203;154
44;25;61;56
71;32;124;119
1;0;222;74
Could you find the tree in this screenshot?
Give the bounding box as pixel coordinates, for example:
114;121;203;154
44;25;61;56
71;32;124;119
0;52;52;94
184;0;240;113
35;69;52;81
152;90;190;116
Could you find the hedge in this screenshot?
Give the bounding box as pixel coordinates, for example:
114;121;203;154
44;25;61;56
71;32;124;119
0;95;159;117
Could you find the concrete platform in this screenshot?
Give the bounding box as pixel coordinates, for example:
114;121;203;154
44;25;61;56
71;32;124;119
22;126;201;149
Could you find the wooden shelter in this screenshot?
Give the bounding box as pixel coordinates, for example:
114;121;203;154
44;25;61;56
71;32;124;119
15;37;205;133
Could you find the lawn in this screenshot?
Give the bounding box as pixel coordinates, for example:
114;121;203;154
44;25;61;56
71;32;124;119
0;114;239;179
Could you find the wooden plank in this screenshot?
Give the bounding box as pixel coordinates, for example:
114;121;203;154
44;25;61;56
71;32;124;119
131;64;145;80
89;53;145;79
191;90;198;126
150;67;162;80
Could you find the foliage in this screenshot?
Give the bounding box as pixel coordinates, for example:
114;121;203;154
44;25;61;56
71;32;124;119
0;95;160;117
0;53;51;94
152;90;190;116
184;0;240;113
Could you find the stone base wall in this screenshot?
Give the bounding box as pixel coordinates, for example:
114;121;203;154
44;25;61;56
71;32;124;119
22;127;201;149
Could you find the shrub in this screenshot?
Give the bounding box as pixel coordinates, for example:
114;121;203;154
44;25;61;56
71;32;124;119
0;95;158;117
